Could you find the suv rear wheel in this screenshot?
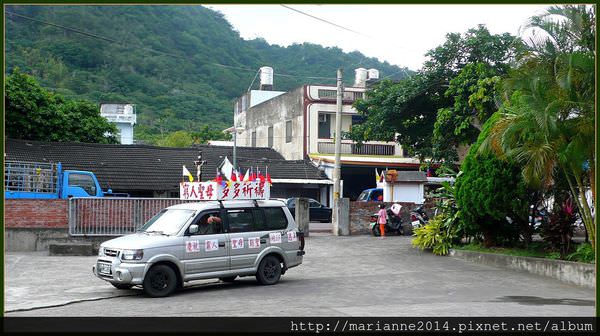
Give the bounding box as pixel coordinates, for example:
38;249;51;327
256;255;282;285
143;264;177;297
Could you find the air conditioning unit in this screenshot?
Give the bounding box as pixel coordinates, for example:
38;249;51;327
318;114;327;122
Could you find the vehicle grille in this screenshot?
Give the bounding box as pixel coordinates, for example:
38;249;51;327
104;248;119;257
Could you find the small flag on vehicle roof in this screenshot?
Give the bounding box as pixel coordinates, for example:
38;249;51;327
183;165;193;182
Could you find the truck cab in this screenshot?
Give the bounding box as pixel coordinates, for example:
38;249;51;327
60;170;104;198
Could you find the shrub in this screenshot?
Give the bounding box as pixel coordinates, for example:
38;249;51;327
412;215;457;256
566;243;595;263
455;113;529;247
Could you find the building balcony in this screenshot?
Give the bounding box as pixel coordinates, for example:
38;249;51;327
102;114;137;124
317;140;398;156
316;89;364;103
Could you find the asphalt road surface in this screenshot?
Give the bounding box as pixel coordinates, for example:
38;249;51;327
5;235;595;317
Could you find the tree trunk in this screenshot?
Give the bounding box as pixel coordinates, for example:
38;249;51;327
575;173;595;249
483;230;495;248
565;168;595;249
589;166;595;206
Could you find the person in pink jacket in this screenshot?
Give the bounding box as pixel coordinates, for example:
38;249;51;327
377;204;387;238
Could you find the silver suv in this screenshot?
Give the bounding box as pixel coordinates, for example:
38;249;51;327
93;200;305;297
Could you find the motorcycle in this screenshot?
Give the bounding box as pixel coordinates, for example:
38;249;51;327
370;203;404;236
529;204;549;231
410;205;429;229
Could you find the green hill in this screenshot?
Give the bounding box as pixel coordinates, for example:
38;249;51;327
5;5;412;142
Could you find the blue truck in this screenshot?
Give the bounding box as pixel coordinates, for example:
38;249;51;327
4;160;118;199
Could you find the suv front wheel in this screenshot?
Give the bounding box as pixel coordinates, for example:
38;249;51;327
256;255;282;285
143;264;177;297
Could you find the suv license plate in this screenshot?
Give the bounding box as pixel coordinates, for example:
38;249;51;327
98;263;111;275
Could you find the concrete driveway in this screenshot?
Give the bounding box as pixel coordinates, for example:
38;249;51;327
4;235;595;316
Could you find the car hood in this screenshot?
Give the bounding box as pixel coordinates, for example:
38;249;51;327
101;233;180;250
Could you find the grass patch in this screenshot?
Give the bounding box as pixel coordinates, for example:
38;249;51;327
454;241;594;263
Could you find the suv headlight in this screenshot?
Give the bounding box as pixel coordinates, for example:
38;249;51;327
98;247;104;256
121;249;144;261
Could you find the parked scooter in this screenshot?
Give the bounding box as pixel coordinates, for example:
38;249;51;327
370;203;404;236
410;205;429;229
529;204;549;231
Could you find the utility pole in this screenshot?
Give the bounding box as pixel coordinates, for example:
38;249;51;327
232;130;238;171
333;68;343;236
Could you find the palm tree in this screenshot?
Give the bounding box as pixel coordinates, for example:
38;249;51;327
484;5;595;247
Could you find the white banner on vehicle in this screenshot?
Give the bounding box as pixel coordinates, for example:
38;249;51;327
205;239;219;252
231;237;244;249
287;231;297;242
248;237;261;249
269;232;282;244
186;240;200;253
180;181;270;201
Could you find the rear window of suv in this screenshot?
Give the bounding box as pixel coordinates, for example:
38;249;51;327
225;207;288;232
264;207;288;230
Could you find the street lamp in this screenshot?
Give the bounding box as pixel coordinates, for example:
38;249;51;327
224;125;244;171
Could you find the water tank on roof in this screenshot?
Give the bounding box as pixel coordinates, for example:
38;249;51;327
367;68;379;80
354;68;367;87
260;66;274;90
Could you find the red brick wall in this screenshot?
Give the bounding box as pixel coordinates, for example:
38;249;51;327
349;200;437;235
4;199;68;228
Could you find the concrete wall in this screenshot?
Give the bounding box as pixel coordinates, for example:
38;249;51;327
450;250;596;289
237;86;305;160
5;199;70;251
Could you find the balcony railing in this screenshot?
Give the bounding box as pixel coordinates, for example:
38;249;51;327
317;141;396;156
317;90;364;102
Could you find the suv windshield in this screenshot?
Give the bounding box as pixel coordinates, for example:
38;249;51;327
138;209;196;235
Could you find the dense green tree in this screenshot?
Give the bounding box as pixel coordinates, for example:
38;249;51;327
190;125;231;145
349;76;438;161
486;5;595;247
156;130;194;148
455;113;529;247
5;68;118;143
349;25;516;163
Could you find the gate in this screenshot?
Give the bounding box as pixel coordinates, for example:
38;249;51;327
68;197;196;236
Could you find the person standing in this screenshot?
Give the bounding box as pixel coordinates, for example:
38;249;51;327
377;204;387;239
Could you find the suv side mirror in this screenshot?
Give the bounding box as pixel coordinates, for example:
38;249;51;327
189;224;199;235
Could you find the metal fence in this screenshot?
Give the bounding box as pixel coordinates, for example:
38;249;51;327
68;197;197;236
317;142;396;156
4;160;58;193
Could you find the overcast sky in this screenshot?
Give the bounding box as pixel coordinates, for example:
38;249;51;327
207;4;554;71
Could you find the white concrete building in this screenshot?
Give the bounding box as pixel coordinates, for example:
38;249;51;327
100;103;137;145
232;67;421;201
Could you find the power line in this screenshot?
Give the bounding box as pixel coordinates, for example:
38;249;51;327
279;5;420;74
6;11;187;60
7;10;338;83
280;5;367;37
5;11;260;73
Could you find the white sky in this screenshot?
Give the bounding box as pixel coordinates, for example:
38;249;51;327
206;4;553;71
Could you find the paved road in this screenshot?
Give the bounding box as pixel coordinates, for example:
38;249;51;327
5;235;595;317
